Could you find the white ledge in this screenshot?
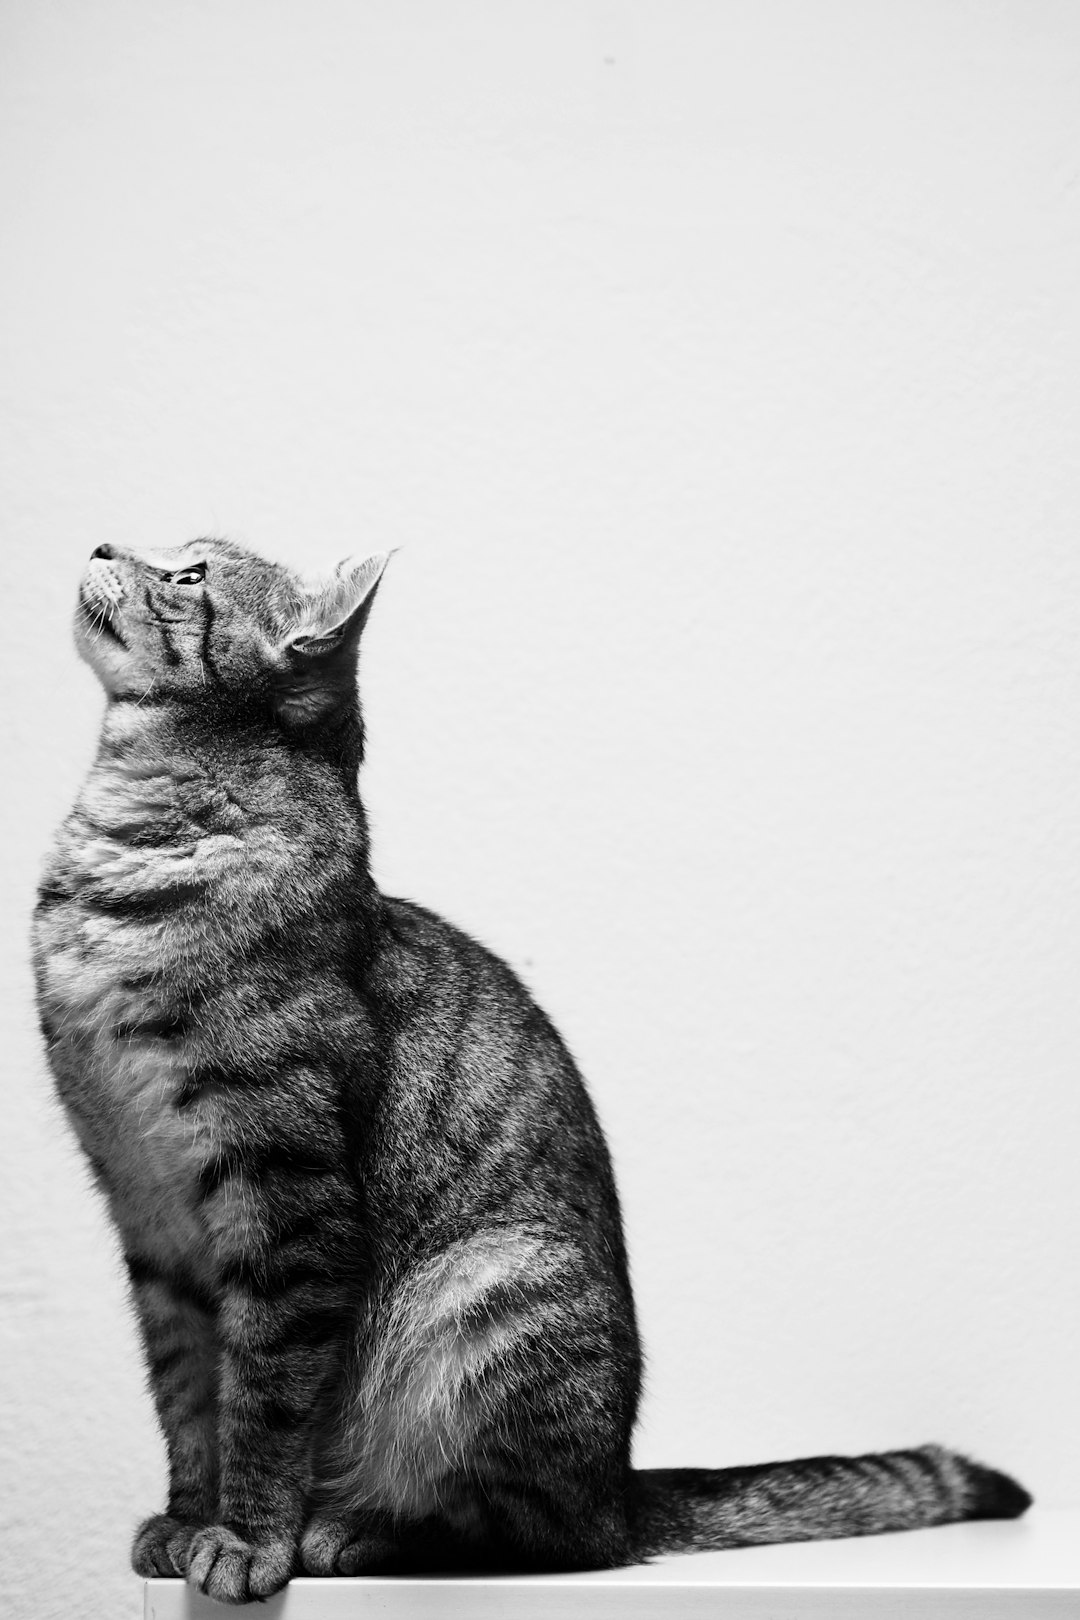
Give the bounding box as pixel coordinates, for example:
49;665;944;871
144;1509;1080;1618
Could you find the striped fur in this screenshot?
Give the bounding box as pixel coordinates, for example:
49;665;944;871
33;539;1030;1605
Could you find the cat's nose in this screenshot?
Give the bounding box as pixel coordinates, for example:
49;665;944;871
90;544;115;560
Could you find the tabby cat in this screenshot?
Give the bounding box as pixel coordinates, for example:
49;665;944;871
32;539;1029;1605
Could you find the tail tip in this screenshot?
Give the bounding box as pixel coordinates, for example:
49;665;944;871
966;1461;1033;1521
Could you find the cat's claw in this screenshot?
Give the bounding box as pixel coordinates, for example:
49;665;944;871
185;1525;295;1604
131;1514;198;1578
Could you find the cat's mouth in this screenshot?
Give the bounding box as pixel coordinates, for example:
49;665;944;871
79;589;127;648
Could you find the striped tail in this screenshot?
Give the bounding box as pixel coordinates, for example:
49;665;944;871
630;1445;1032;1558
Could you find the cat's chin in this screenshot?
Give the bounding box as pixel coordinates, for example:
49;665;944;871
74;599;135;694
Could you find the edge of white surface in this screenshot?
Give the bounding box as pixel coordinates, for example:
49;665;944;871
142;1512;1080;1617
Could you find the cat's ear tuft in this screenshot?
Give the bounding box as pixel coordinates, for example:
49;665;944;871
290;551;393;651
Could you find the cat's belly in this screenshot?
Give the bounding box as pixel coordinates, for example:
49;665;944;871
37;921;213;1270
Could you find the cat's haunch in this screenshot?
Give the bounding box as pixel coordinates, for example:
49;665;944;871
33;539;1029;1605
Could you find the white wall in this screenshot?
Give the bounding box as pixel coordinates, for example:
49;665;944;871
2;4;1079;1616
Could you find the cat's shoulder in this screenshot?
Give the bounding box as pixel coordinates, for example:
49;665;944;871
372;895;545;1016
378;895;518;978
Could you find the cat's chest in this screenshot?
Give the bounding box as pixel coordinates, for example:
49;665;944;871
98;1024;211;1259
35;827;250;1261
40;932;209;1248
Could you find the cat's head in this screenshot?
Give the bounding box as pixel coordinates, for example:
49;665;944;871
75;537;389;727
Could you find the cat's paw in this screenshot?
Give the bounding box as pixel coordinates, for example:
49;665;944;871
299;1514;398;1576
132;1514;198;1578
185;1525;295;1604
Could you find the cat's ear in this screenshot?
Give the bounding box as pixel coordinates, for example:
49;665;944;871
275;552;392;726
289;551;392;654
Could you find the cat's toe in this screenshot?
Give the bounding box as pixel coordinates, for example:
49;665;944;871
186;1525;294;1603
299;1515;352;1576
336;1534;397;1574
131;1514;197;1578
300;1515;397;1576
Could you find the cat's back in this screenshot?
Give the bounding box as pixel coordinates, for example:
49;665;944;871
363;897;626;1261
372;895;584;1107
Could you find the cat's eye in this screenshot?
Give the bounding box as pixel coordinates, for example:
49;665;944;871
168;564;206;586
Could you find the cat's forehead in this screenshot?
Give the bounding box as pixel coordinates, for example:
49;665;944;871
141;537;295;589
133;536;282;573
116;537;302;626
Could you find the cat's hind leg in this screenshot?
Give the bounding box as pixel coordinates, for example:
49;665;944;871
311;1226;639;1573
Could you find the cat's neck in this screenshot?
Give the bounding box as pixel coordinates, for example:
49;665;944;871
41;693;382;1021
77;696;374;878
97;693;367;780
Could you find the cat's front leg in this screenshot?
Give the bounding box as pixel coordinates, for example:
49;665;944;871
125;1255;220;1577
184;1292;347;1602
187;1158;356;1604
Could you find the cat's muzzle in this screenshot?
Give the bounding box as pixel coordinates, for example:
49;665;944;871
81;558;127;642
